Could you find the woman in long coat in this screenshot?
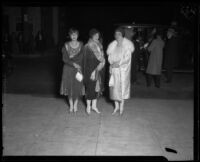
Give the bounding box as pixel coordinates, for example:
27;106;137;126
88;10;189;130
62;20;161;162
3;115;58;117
146;31;165;88
83;29;105;115
107;27;134;115
60;28;84;113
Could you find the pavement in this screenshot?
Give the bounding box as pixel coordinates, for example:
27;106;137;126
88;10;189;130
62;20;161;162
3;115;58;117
2;93;193;160
2;53;194;160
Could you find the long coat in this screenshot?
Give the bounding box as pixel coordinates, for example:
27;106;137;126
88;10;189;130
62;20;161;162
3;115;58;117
107;38;134;101
164;36;179;69
83;40;105;100
131;40;140;82
60;42;84;99
146;38;165;75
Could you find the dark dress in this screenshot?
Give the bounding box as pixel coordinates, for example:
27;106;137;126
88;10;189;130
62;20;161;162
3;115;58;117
83;43;104;100
131;40;140;83
164;36;179;69
163;36;179;82
60;42;84;100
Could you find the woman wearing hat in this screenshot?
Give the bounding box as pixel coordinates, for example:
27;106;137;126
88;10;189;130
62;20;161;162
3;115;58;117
107;27;134;115
60;28;84;113
83;28;105;114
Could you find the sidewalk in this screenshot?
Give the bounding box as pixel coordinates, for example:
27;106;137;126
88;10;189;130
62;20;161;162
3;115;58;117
2;93;193;160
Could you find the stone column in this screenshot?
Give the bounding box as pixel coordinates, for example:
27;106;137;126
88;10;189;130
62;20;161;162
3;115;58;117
53;7;59;46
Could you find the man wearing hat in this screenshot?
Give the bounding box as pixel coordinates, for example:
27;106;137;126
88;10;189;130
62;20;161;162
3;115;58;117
124;27;140;84
163;27;179;83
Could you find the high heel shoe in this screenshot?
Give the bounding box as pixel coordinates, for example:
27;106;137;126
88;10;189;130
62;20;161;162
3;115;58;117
74;106;78;113
86;106;91;115
112;108;119;115
92;107;101;114
119;107;124;115
69;107;73;113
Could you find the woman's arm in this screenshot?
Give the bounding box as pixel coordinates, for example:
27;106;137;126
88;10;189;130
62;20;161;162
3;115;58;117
77;45;84;71
72;44;84;72
147;40;155;52
62;46;74;67
107;41;117;65
119;50;132;67
96;54;105;71
83;46;99;73
107;52;112;64
119;41;134;67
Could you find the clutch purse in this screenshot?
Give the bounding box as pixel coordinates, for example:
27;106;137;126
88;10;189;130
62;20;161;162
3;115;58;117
75;72;83;82
109;75;114;87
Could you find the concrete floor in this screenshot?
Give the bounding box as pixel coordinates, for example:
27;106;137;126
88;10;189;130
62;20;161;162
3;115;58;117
2;93;193;160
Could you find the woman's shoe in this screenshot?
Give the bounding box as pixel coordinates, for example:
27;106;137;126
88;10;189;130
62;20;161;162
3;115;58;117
69;107;73;113
119;107;124;115
92;107;101;114
86;106;91;115
74;106;78;113
112;108;119;115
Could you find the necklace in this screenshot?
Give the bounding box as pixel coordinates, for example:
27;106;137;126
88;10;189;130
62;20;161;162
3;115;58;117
68;41;81;58
70;41;79;49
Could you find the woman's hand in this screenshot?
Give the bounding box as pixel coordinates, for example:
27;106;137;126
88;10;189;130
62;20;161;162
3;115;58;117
143;43;149;49
90;70;96;81
73;63;81;70
111;62;120;68
99;57;105;62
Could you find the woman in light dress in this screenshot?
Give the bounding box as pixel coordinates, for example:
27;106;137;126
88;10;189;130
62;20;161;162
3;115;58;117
107;27;134;115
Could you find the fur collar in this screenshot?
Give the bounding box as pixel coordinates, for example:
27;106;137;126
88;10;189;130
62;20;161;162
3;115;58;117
106;38;134;55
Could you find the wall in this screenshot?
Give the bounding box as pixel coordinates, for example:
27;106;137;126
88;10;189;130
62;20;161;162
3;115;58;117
3;7;63;48
27;7;41;37
53;7;59;45
3;7;21;34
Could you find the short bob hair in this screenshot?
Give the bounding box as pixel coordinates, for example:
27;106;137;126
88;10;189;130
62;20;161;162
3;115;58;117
89;28;100;38
115;27;125;37
68;28;79;36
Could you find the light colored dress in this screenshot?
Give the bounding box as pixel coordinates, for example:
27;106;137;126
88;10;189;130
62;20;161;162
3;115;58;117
107;38;134;101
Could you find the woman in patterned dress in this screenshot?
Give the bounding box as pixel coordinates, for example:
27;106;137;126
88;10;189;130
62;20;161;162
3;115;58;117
60;28;84;113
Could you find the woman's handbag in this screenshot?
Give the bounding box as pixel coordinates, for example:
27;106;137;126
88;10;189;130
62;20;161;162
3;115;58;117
75;71;83;82
109;74;114;87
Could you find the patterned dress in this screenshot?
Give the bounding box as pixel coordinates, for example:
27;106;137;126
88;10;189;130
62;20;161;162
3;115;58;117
60;41;84;99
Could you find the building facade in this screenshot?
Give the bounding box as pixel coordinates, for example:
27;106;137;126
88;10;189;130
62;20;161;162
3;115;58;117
3;7;59;51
